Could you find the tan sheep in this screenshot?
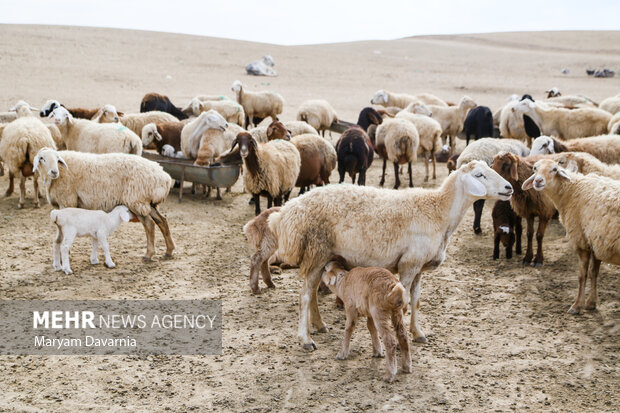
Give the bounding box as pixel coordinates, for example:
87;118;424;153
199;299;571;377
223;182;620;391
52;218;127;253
180;110;229;159
395;111;442;181
375;118;419;188
529;135;620;165
322;256;411;383
243;206;281;294
183;98;245;127
194;124;245;167
608;112;620;134
599;94;620;115
371;90;447;109
296;99;338;137
552;152;620;180
231;80;284;127
523;159;620;313
0;117;56;208
513;99;611;140
250;120;318;143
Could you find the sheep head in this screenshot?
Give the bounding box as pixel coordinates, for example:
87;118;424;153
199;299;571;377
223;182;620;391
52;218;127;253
9;100;38;117
266;121;291;141
410;103;432;117
49;106;73;126
33;148;68;181
370;90;388;105
40;99;61;117
530;136;555;155
141;123;161;146
459;96;477;110
545;87;561;98
522;159;571;192
231;80;243;94
458;160;513;200
231;132;257;159
93;104;120;123
491;151;520;182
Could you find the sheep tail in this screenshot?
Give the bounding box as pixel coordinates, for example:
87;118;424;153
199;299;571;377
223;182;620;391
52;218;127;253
387;283;409;310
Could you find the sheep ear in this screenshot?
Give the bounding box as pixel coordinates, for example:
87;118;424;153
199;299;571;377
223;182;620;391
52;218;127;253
510;162;519;181
57;155;68;170
557;168;571;181
230;138;238;151
32;154;42;173
329;275;338;286
155;132;163;141
120;209;131;222
522;174;535;190
523;115;541;138
565;160;578;173
462;173;486;197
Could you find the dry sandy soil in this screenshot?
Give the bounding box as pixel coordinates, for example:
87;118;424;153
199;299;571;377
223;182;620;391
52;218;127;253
0;25;619;412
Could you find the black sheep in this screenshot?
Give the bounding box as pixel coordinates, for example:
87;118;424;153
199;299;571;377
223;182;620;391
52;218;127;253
336;126;373;185
356;107;383;132
140;92;187;120
492;200;522;260
462;106;493;145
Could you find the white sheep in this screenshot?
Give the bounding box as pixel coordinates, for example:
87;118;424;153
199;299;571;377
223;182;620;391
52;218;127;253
94;105;179;137
194;123;245;167
375;118;419;188
182;97;245;127
529;135;620;165
50;205;133;274
245;55;277;76
599;94;620;115
608;112;620;134
33;148;174;261
410;96;477;154
296;99;338;137
513;99;611;141
250;120;318;143
395;111;442;181
523;159;620;313
267;160;513;350
49;107;142;155
180;110;229;159
0;116;56;208
0;100;39;122
233;132;301;215
456;137;530;234
371;90;447;109
231;80;284;127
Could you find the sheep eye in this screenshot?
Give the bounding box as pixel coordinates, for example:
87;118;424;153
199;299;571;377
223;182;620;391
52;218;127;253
475;173;483;178
552;168;557;172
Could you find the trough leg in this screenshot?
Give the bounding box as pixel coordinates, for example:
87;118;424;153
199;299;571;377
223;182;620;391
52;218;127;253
150;206;175;258
585;253;601;310
216;187;222;200
138;215;156;262
569;248;590;314
178;167;185;203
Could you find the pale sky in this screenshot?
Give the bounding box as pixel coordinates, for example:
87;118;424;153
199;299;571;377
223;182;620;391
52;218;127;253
2;0;618;45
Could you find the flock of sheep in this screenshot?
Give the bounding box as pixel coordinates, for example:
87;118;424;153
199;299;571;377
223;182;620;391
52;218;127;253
0;82;619;382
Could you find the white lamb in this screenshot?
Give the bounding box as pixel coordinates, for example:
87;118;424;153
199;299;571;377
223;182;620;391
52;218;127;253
50;206;133;275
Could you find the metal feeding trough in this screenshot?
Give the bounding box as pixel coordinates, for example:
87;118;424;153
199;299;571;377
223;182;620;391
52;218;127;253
142;152;241;202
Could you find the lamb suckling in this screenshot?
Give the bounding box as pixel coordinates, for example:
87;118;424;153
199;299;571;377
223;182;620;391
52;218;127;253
50;205;133;275
321;256;411;383
33;148;174;262
523;159;620;313
243;207;281;294
267;160;513;350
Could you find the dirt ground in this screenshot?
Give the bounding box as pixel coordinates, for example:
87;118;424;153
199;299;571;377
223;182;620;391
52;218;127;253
0;25;619;412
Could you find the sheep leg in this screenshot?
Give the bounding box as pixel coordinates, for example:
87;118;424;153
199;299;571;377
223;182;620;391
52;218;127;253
205;186;212;198
338;166;346;183
392;310;412;373
249;251;263;294
424;151;430;182
472;199;485;234
298;269;319;351
367;316;384;357
493;232;501;260
150;206;175;258
99;236;115;268
284;191;291;203
515;217;523;255
336;308;358;360
261;260;276;289
310;277;328;332
253;194;261;216
407;162;413;188
216;187;222;200
52;225;63;271
33;174;39;208
372;310;397;383
60;228;76;275
585;254;601;311
379;159;387;186
523;216;535;265
431;151;437;180
506;234;514;259
569;249;590;314
18;173;26;209
90;238;100;265
532;218;548;267
409;273;426;343
226;186;231;193
138;215;156;262
392;162;400;189
5;171;14;197
267;196;273;208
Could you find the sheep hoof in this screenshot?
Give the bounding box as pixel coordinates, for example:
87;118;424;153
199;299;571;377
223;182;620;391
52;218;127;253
522;258;532;266
90;259;99;265
568;306;582;315
303;342;317;352
473;227;481;234
163;253;174;260
402;362;412;373
533;261;543;268
317;326;329;333
63;269;73;275
142;256;154;263
104;262;116;269
17;203;24;209
336;351;348;360
265;283;276;289
251;287;262;295
414;336;427;344
383;374;395;383
372;352;384;358
33;203;40;209
53;265;62;272
584;301;597;311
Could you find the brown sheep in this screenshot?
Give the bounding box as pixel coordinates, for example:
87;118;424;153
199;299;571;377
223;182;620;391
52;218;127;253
491;152;556;266
141;121;184;155
322;256;411;383
243;207;281;294
492;200;522;260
